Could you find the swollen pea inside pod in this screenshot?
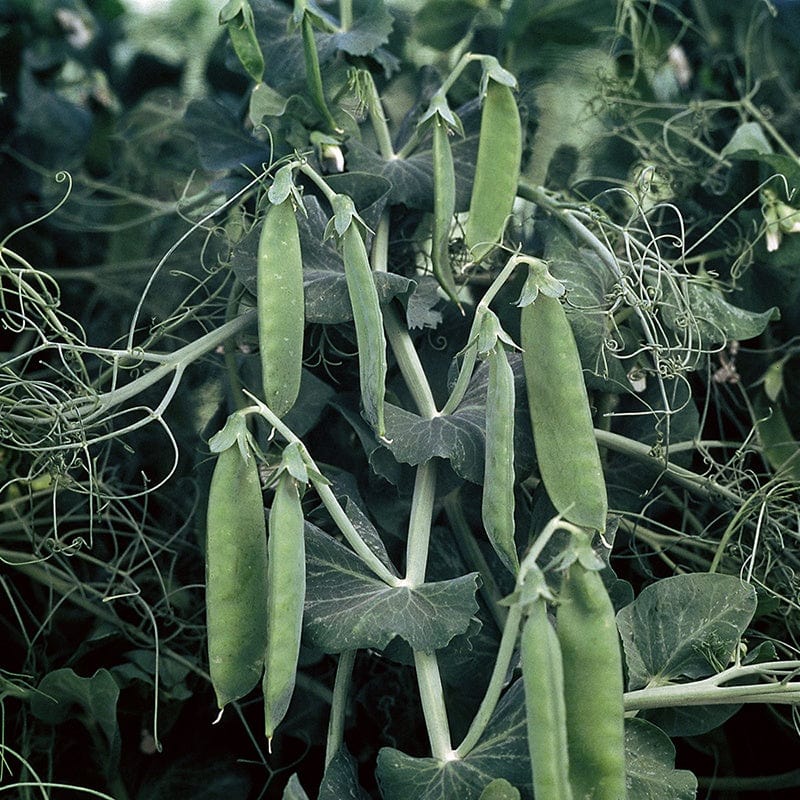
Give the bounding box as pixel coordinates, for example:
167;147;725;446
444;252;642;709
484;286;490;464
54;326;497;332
205;439;269;709
465;77;522;264
257;195;305;418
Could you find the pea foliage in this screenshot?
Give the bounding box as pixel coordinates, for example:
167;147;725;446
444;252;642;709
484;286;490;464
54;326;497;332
3;1;800;798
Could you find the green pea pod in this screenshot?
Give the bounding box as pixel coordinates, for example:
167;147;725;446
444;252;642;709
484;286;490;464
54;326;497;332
219;0;264;83
521;598;573;800
263;470;306;740
557;558;626;800
340;222;387;438
521;294;607;532
481;344;519;574
431;113;461;306
466;80;522;263
206;443;268;709
257;197;304;418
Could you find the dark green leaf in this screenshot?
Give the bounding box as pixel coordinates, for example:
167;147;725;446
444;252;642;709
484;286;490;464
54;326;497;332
617;573;757;690
282;774;311;799
413;0;482;50
478;779;521;800
31;668;121;775
319;746;370;800
183;98;266;172
624;718;698;799
376;680;532;800
661;281;779;346
304;523;479;652
332;3;394;57
382;355;533;485
346;101;481;210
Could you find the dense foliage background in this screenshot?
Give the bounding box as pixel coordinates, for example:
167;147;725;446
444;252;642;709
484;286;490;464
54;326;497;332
4;0;800;798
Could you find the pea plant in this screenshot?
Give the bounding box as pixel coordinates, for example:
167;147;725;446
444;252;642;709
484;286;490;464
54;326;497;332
5;0;800;798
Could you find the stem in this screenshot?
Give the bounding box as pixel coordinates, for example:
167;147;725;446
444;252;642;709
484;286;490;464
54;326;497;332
441;252;522;415
414;650;454;760
242;398;403;586
594;428;743;505
338;0;352;30
63;310;256;422
444;492;507;630
455;604;522;757
371;212;439;418
404;460;438;585
325;649;356;767
624;660;800;710
361;71;395;160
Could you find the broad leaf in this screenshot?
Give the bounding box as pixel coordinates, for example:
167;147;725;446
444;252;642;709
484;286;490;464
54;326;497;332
382;355;534;485
346;100;481;211
282;774;311;799
661;281;778;346
720;121;772;157
31;668;121;776
617;573;757;690
625;718;698;799
319;746;370;800
304;523;479;652
478;778;521;800
376;680;532;800
542;223;628;388
184;98;266;171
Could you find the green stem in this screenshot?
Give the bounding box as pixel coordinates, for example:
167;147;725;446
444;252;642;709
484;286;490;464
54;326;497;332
454;604;522;757
414;650;454;761
594;428;743;505
624;660;800;710
338;0;352;30
242;399;403;586
444;492;507;630
361;71;395;160
325;649;356;767
404;460;438;585
441;252;522;415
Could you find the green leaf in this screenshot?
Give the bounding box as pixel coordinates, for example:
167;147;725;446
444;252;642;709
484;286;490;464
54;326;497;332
478;778;521;800
661;281;779;346
31;668;121;775
407;276;445;330
376;680;532;800
382;355;533;485
249;81;291;125
541;223;629;388
184;98;266;172
282;774;311;799
624;718;698;799
333;3;394;57
720;121;773;157
304;523;479;652
346;101;481;211
412;0;482;50
616;573;757;690
319;746;370;799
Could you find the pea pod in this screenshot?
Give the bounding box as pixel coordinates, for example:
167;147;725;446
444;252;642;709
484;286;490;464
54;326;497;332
481;343;519;574
521;293;607;532
219;0;264;83
340;222;387;438
206;442;268;709
557;556;626;800
263;469;306;740
522;597;573;800
257;196;304;418
300;11;342;134
466;80;522;263
431;113;461;306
